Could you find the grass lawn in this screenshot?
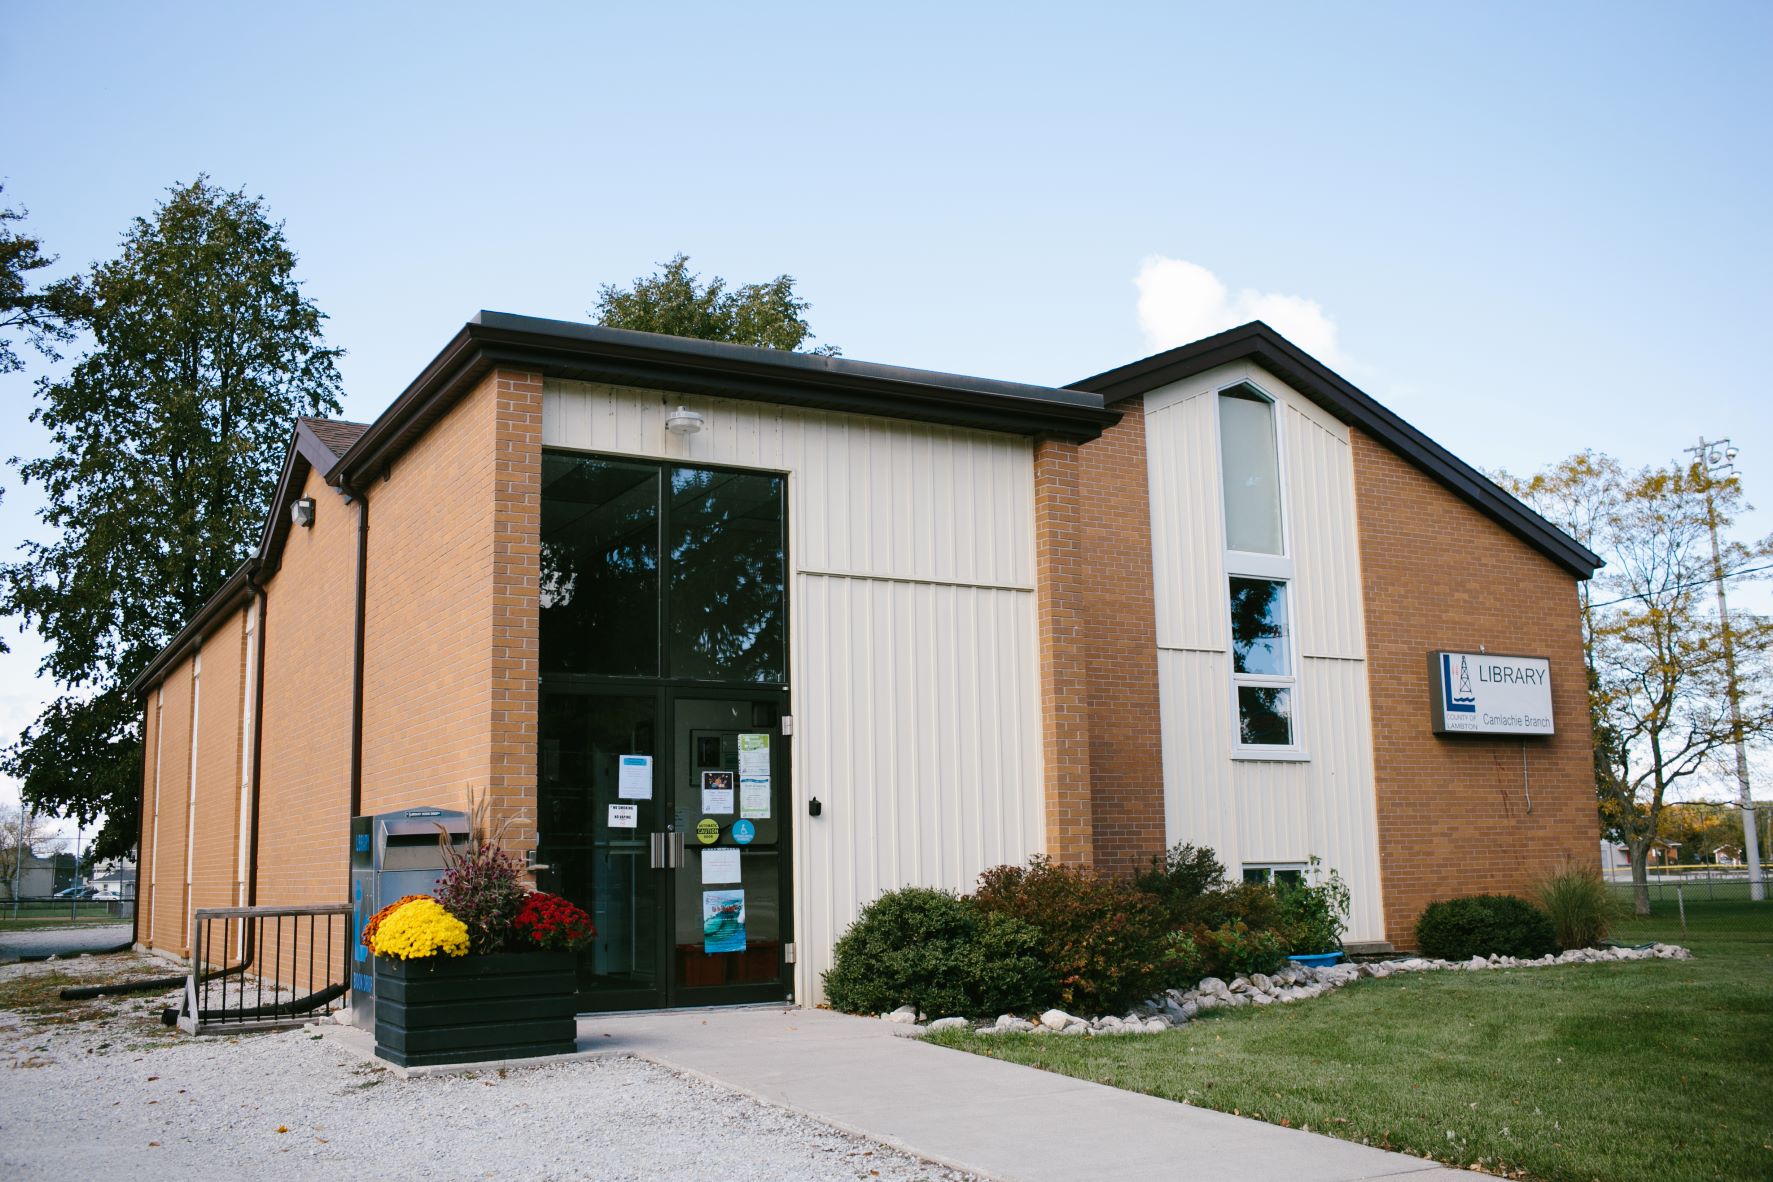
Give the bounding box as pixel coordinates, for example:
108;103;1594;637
927;901;1773;1182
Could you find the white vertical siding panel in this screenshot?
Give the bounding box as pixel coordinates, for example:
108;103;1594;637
1157;649;1241;869
1285;403;1365;660
786;576;1041;1000
1147;391;1227;651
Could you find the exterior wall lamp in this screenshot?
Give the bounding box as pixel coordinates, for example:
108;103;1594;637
665;406;705;435
291;497;316;528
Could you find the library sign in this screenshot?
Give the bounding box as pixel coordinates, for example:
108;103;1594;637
1428;651;1555;736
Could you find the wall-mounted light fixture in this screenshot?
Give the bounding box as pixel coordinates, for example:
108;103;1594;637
665;406;705;435
291;497;316;528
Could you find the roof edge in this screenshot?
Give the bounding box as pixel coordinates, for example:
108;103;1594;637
1070;322;1603;579
128;559;260;697
330;314;1120;487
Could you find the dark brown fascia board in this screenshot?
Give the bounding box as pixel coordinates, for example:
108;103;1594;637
1070;322;1603;580
328;313;1119;486
128;558;261;697
133;421;357;697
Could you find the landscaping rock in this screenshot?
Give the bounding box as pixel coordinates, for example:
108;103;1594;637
927;1017;968;1032
1039;1008;1081;1030
882;1005;921;1024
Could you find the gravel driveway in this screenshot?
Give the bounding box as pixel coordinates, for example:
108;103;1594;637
0;955;970;1182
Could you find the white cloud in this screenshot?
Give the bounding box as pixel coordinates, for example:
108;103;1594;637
1134;256;1348;370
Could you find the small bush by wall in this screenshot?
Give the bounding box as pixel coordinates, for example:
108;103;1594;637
974;857;1178;1013
822;887;1053;1018
1415;894;1558;961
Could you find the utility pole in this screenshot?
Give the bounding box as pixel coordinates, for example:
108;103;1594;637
1687;437;1763;902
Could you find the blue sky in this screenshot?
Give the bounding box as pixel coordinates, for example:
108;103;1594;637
3;1;1770;838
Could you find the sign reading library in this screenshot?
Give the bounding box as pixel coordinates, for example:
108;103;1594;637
1429;651;1555;735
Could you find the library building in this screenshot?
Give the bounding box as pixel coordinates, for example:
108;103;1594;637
131;312;1602;1010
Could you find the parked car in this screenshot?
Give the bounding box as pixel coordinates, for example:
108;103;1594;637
92;890;121;901
52;885;100;899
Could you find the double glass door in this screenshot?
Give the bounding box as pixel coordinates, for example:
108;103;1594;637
536;688;791;1010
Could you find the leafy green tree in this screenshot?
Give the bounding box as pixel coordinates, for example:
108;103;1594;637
1501;453;1773;913
0;187;89;375
592;253;839;355
2;178;343;858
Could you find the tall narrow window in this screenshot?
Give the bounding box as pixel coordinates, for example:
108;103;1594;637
1229;576;1294;746
1218;381;1301;755
1218;385;1283;555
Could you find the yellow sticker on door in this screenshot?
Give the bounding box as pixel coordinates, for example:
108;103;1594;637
695;817;720;845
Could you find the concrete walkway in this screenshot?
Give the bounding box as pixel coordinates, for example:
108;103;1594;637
587;1006;1462;1182
0;922;133;962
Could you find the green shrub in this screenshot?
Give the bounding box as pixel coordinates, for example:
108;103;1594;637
1415;894;1558;961
1134;842;1227;918
1199;921;1287;978
974;857;1177;1013
1275;861;1351;954
1180;881;1283;933
1533;860;1617;950
822;887;1052;1018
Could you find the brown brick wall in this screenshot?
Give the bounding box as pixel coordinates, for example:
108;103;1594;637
1351;427;1599;946
359;368;541;854
136;685;160;947
1034;439;1094;865
145;658;193;952
189;607;248;933
256;465;358;910
1074;400;1166;874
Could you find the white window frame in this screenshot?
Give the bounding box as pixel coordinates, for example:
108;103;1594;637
1213;380;1308;761
1242;862;1310;887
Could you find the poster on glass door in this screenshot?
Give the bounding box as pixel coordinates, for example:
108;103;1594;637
702;889;746;953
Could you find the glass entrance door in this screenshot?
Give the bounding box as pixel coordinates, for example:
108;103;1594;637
536;689;790;1010
668;695;789;1005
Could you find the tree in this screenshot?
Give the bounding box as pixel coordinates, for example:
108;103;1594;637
1;178;343;859
0;187;89;375
1656;802;1743;865
1;802;66;900
1501;454;1773;913
592;253;839;355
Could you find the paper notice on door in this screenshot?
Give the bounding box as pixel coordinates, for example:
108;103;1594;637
738;733;770;777
617;754;653;800
607;803;638;829
701;847;741;885
739;775;771;820
703;889;746;953
700;770;734;815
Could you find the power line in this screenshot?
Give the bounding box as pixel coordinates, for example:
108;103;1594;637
1586;561;1773;609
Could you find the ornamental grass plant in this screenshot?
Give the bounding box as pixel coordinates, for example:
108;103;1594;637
1532;858;1618;950
434;789;531;954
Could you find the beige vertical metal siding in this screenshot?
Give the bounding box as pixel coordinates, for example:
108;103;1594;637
544;379;1044;1001
1145;363;1387;943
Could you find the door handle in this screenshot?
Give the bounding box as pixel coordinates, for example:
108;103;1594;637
649;832;666;870
668;831;685;869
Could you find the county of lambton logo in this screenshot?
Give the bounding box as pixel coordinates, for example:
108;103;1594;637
1442;653;1477;714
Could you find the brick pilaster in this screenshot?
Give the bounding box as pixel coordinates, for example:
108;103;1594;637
1035;439;1093;865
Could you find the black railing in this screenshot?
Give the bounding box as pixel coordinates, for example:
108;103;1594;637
172;904;351;1033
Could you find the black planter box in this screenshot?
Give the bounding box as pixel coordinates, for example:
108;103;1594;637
373;951;577;1067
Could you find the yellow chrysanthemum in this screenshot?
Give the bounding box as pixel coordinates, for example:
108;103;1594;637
369;896;470;960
